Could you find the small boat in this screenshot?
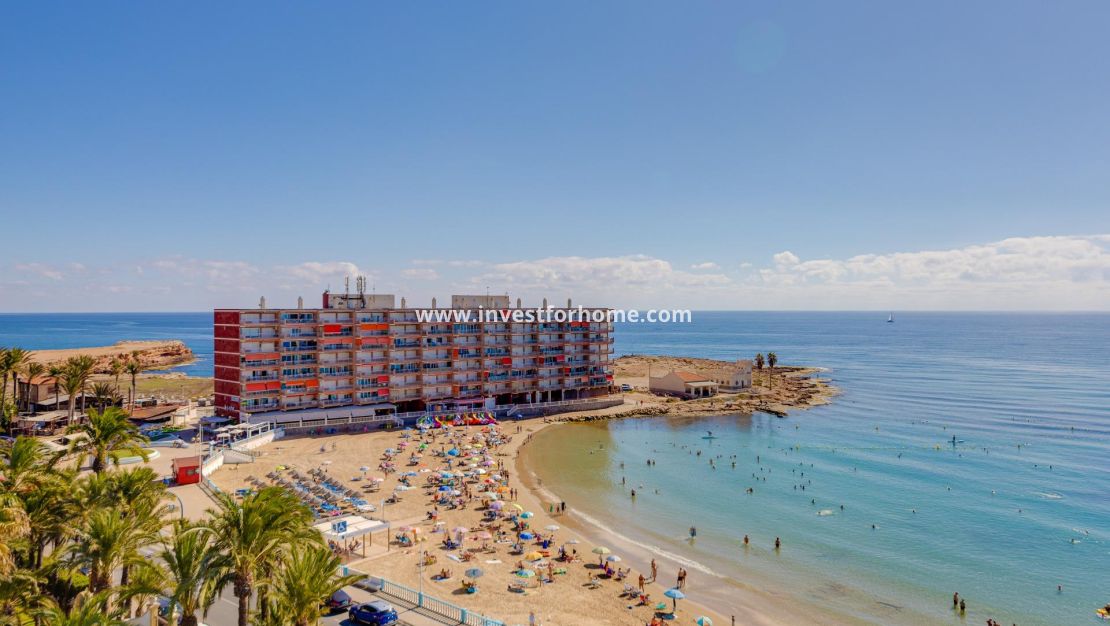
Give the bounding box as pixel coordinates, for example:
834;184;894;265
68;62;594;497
887;312;895;323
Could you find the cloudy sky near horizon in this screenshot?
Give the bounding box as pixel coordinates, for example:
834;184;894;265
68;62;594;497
2;2;1109;312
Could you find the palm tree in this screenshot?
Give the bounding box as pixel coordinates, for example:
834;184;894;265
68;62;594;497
105;467;169;617
90;382;120;413
159;521;231;626
124;359;144;417
265;544;362;626
66;507;154;612
208;487;318;626
21;361;46;415
1;347;32;419
766;352;778;388
33;593;130;626
59;356;95;426
0;491;29;576
47;364;64;411
66;407;149;474
58;367;84;428
109;358;124;395
70;355;96;418
754;353;764;371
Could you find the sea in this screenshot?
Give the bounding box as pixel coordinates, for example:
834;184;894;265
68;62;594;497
1;311;1107;624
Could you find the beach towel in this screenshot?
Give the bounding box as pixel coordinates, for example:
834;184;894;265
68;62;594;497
484;559;502;564
446;553;463;562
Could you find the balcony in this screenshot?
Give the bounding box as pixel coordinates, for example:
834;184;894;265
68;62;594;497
243;374;279;383
281;372;316;380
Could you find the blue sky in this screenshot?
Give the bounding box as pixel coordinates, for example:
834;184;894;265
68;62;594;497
1;1;1108;311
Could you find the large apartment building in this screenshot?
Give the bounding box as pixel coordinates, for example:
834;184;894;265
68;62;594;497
213;291;614;420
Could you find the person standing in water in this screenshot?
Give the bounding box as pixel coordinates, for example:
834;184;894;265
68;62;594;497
774;537;781;550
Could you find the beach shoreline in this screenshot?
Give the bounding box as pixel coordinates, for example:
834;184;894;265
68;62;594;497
514;419;872;626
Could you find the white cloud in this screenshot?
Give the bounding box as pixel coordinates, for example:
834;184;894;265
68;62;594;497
278;261;362;285
472;254;732;307
772;251;800;267
2;235;1107;311
15;263;64;281
752;235;1110;309
402;268;440;280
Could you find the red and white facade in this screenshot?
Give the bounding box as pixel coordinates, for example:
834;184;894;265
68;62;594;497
213;293;614;420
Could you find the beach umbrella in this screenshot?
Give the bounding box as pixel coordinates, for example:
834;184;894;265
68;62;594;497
564;539;580;545
544;524;560;532
371;477;385;483
591;546;611;556
438;486;453;492
515;569;536;578
694;618;712;626
489;501;505;510
606;555;621;563
465;568;484;579
394;485;411;491
453;526;469;534
524;551;543;560
664;587;685;612
359;466;370;472
520;511;534;519
451;489;461;496
483;492;499;500
510;503;524;511
476;531;493;540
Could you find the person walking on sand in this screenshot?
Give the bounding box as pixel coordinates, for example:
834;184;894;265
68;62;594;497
638;573;646;593
529;610;537;626
650;559;657;581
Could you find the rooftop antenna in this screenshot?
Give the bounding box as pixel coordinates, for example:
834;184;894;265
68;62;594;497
344;276;350;298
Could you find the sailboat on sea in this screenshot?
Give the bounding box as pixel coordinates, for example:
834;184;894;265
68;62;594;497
887;312;895;323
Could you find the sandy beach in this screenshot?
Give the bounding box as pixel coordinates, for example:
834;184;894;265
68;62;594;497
208;421;739;625
198;357;842;624
207;398;856;626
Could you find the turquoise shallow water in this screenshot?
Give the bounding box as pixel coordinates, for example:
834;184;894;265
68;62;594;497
526;312;1110;626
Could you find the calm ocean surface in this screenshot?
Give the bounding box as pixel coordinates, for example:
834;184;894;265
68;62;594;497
2;312;1107;623
0;313;214;376
527;312;1110;626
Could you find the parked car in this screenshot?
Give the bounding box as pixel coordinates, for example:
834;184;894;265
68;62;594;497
323;589;353;612
348;600;399;625
620;383;632;392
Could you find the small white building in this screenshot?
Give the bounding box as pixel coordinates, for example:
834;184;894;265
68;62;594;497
649;370;720;399
706;359;753;392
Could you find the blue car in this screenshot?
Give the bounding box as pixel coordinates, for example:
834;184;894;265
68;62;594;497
348;600;399;625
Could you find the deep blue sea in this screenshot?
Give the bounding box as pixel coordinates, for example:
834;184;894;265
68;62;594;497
2;311;1108;624
0;313;213;376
